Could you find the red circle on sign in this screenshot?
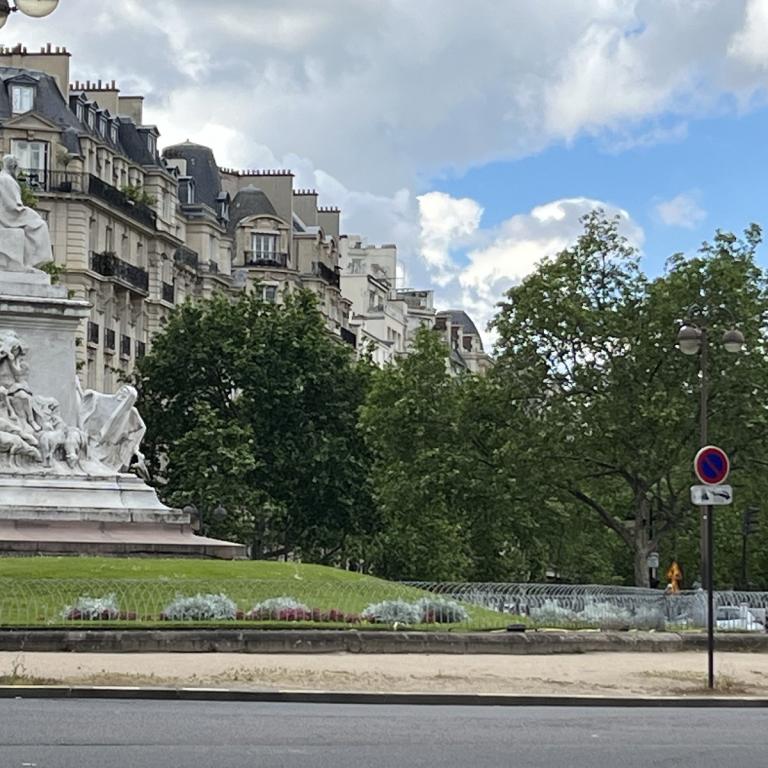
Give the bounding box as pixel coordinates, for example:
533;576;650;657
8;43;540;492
694;445;730;485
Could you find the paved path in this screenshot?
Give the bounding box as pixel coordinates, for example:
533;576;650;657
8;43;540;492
3;650;768;695
0;700;764;767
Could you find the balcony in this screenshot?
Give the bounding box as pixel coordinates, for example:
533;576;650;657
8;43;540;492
90;251;149;294
120;335;131;359
87;321;99;346
162;281;175;303
18;168;157;228
174;246;199;270
244;250;288;268
88;175;156;229
313;261;341;289
105;328;116;353
19;168;88;194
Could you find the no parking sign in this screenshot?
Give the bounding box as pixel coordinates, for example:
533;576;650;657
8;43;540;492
694;445;730;486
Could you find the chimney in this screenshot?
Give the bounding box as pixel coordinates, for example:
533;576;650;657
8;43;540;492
0;43;71;96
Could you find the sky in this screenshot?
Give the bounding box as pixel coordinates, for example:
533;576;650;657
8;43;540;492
8;0;768;346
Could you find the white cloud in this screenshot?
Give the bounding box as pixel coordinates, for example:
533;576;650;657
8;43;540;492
9;0;768;192
416;192;483;286
729;0;768;69
5;1;762;331
655;193;707;228
451;198;643;349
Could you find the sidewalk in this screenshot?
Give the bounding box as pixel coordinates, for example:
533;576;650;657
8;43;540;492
3;651;768;696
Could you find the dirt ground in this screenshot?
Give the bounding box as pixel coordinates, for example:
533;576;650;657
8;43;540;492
2;652;768;696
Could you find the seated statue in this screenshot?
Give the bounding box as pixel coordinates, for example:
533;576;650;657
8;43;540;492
0;154;53;271
78;383;146;473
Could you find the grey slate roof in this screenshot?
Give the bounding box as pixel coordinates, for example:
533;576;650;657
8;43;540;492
436;310;482;340
227;185;279;234
162;141;222;209
0;66;81;133
0;65;162;168
118;119;156;166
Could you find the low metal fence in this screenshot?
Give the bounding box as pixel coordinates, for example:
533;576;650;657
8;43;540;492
1;578;767;630
407;583;768;630
0;578;504;630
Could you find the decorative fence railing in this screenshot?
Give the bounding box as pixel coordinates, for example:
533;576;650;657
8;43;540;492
1;578;767;630
0;579;502;629
406;583;768;630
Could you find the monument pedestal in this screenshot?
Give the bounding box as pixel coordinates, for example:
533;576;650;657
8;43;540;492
0;264;246;559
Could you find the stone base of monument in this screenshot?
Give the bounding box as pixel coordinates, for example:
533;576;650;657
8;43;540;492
0;219;247;561
0;473;246;558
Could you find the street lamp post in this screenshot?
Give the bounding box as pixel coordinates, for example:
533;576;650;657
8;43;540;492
677;316;744;690
0;0;59;27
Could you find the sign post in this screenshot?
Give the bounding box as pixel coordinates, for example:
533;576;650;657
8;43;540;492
692;445;730;691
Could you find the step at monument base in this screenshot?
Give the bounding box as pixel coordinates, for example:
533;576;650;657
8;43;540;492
0;520;246;558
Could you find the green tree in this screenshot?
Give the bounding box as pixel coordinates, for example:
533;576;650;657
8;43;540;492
136;289;374;561
491;211;768;586
360;329;536;581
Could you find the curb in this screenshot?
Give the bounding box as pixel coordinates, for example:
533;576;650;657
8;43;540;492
1;685;767;707
0;628;767;654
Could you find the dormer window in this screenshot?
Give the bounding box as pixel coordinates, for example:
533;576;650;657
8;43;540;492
86;107;95;129
147;134;156;156
179;177;195;204
99;115;107;137
11;85;34;114
110;122;118;143
216;192;230;223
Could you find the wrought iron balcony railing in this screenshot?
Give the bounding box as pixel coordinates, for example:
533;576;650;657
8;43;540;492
90;251;149;294
243;250;288;268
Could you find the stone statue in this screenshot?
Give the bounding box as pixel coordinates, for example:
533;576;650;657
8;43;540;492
0;330;40;431
0;154;53;271
77;383;147;472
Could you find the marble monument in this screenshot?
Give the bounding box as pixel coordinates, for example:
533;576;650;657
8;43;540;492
0;155;244;557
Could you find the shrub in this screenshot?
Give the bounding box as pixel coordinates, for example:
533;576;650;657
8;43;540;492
246;596;310;620
528;599;576;625
63;594;120;621
361;599;422;625
161;593;237;621
416;597;469;624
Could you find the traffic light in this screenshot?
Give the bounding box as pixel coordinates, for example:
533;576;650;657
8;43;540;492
742;505;760;537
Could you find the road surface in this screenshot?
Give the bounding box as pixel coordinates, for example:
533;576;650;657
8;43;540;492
0;699;763;767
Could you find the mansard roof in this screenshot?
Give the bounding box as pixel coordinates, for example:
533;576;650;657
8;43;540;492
162;141;222;210
227;185;279;234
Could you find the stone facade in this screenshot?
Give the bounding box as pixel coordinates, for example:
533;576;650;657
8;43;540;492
0;43;489;385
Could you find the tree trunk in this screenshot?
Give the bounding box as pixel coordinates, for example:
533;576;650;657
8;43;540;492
632;492;651;588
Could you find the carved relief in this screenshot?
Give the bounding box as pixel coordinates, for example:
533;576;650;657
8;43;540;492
0;330;146;476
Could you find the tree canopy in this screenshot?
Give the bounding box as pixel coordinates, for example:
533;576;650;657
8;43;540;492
136;289;374;561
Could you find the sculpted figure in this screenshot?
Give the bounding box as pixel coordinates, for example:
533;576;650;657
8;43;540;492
0;155;53;270
78;383;146;472
0;429;39;467
0;330;40;432
34;396;87;469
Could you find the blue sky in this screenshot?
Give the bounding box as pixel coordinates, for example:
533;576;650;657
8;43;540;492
10;0;768;341
435;106;768;279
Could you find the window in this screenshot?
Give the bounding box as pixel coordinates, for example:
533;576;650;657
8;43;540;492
250;233;278;259
110;122;118;143
87;108;95;129
10;140;48;173
11;85;34;114
99;115;107;137
179;178;195;204
258;284;277;303
147;134;156;156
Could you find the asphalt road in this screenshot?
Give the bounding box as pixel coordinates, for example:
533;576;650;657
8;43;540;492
0;699;765;768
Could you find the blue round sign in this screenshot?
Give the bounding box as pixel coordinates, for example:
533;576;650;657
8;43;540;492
694;445;730;485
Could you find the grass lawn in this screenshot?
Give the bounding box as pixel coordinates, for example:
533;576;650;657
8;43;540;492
0;557;513;631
